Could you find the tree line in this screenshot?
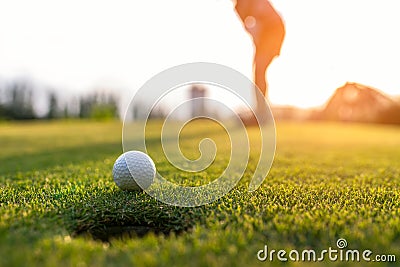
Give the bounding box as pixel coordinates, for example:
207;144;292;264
0;79;119;120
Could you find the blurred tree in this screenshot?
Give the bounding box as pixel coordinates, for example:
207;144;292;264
46;91;59;119
79;92;119;120
0;87;4;120
63;104;69;119
79;95;93;118
0;104;5;120
4;80;36;120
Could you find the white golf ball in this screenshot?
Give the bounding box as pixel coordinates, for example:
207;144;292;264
112;151;156;191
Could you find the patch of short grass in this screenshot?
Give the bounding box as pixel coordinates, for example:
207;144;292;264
0;120;399;266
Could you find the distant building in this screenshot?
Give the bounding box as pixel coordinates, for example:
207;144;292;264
189;85;207;117
260;82;400;125
319;82;400;123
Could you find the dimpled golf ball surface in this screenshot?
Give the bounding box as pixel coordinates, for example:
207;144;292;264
112;151;156;191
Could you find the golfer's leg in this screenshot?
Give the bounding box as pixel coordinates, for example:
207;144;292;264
254;52;273;112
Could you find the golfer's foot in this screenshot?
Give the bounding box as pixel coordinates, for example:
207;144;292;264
238;107;269;127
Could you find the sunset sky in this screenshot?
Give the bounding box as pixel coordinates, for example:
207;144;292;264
0;0;399;112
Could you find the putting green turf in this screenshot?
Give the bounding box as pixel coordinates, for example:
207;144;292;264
0;120;399;266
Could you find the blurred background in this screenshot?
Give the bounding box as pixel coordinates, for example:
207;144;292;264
0;0;399;123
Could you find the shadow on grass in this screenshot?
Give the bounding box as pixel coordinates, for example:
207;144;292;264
66;190;207;242
0;141;121;175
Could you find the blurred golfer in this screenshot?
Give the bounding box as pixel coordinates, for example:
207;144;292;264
234;0;285;111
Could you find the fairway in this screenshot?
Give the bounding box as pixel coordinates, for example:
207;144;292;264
1;120;399;266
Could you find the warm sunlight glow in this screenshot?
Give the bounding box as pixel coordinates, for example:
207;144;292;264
0;0;399;110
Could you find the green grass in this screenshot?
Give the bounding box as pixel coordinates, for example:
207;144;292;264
1;120;399;266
